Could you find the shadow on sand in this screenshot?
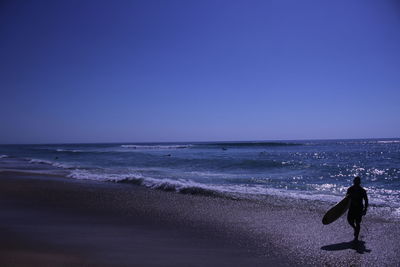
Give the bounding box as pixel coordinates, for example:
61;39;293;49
321;240;371;254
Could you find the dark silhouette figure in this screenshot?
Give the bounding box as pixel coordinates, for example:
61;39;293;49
346;176;368;241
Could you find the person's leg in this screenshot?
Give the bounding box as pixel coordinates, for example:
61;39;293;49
347;210;362;241
347;211;355;229
354;215;362;241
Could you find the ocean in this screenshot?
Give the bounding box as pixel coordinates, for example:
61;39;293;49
1;139;399;216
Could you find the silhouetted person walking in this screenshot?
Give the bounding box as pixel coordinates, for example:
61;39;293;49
347;176;368;241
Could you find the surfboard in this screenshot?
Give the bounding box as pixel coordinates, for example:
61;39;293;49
322;196;350;225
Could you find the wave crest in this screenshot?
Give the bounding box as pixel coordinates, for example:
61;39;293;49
377;140;400;144
121;144;192;149
56;149;83;153
29;158;74;169
67;170;231;198
203;142;301;148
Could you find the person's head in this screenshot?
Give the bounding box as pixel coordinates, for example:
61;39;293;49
353;176;361;186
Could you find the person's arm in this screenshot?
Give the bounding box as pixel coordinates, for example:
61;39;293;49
363;190;369;215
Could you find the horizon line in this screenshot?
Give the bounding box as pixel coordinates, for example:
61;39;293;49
1;136;399;146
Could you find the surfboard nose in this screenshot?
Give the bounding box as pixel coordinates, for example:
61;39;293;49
322;196;350;225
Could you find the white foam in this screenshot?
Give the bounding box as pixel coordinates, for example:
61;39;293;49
377;140;400;144
67;169;142;181
66;169;347;203
370;168;385;175
56;149;83;153
0;155;8;159
185;170;238;178
312;183;348;193
29;158;73;169
121;144;192;149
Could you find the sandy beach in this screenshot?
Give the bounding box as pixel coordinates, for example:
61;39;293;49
2;0;400;266
0;171;399;266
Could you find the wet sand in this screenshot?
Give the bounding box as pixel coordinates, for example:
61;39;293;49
0;171;399;266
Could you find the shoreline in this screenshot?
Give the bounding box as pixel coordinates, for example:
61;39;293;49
0;171;399;266
2;155;399;217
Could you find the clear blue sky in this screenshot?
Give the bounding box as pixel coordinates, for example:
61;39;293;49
1;0;399;144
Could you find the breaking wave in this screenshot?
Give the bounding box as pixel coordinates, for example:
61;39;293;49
66;169;350;203
67;169;230;197
29;158;74;169
56;149;84;153
121;144;193;149
201;142;301;148
377;140;400;144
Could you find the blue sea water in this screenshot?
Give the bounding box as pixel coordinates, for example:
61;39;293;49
0;139;399;214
